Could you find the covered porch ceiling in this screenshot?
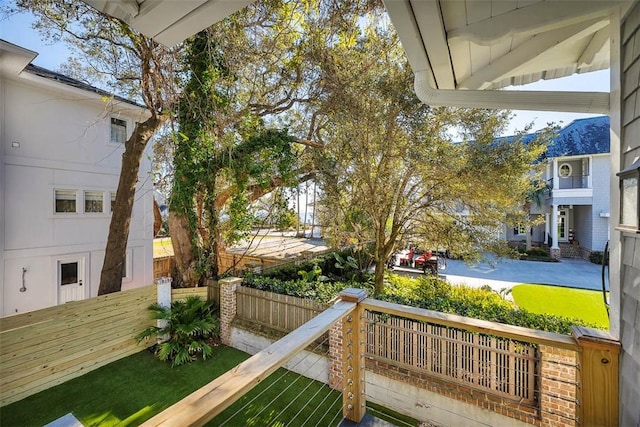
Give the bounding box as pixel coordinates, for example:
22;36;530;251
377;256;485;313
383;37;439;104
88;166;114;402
84;0;253;47
383;0;627;113
84;0;629;114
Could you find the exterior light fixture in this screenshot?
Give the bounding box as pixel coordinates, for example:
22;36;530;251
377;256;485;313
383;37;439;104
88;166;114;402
617;158;640;233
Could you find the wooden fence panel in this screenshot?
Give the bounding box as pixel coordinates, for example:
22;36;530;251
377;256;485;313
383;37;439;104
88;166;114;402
364;311;538;405
171;287;208;303
235;286;329;333
153;256;175;279
0;284;213;406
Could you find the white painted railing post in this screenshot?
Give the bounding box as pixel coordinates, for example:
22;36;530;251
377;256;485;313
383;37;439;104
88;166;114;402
156;277;172;342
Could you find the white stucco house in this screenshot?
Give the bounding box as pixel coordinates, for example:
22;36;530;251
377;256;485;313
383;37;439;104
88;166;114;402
0;40;154;317
506;116;611;258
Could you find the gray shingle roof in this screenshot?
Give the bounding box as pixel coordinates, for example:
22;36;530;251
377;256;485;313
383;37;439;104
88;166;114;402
24;63;146;109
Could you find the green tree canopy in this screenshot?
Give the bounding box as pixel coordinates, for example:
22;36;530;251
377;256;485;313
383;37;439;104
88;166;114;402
313;22;549;292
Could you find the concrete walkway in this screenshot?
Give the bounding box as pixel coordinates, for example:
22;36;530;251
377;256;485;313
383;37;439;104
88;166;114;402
395;256;605;292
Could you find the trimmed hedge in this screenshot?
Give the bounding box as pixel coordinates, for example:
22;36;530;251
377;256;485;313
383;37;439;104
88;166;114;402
243;256;598;334
381;274;596;334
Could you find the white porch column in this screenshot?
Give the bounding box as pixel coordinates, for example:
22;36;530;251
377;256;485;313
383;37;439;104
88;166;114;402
550;204;560;259
552;160;559;190
544;213;550;245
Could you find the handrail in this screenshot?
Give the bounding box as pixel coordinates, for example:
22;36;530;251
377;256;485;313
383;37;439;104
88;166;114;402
361;299;581;351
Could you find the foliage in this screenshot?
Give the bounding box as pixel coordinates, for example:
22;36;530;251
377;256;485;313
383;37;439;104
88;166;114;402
589;250;607;265
517;246;558;262
297;262;329;283
312;19;552;292
242;274;352;304
257;248;373;282
248;261;597;334
380;274;598;334
136;296;219;367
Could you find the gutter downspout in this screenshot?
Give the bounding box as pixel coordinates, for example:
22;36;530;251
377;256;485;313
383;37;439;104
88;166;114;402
413;70;610;114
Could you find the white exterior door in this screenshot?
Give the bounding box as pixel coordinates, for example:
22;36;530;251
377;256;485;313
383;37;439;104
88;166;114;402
557;209;568;242
58;256;87;304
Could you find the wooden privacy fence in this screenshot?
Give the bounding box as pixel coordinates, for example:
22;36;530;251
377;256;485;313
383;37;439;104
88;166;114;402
0;285;157;406
171;286;208;303
235;286;330;333
0;284;214;406
153;255;175;279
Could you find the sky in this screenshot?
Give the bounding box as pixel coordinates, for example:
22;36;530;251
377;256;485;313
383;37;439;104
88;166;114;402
1;6;610;137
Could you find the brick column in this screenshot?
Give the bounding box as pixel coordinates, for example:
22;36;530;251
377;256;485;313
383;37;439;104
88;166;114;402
539;344;579;427
219;277;242;346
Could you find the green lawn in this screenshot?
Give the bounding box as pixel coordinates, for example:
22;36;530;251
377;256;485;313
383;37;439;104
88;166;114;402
1;347;416;427
511;284;609;329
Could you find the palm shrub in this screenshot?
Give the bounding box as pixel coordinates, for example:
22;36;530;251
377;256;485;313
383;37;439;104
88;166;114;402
136;296;219;367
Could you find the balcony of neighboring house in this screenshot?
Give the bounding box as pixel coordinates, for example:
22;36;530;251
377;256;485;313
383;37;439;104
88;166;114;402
547;157;593;202
547;157;593;204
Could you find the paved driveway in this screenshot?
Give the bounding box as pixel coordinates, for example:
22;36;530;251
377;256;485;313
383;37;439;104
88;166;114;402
394;256;605;292
441;257;605;291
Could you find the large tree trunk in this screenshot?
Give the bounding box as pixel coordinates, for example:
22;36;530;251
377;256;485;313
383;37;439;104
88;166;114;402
168;211;200;286
98;117;163;295
153;197;162;237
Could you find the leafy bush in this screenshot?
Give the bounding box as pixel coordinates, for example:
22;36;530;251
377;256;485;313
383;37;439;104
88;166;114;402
527;247;548;256
261;248;373;283
380;274;594;334
242;275;355;303
136;296;219;367
247;254;593;334
589;251;607;265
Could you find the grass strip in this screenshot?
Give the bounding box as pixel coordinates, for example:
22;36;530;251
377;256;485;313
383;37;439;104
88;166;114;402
511;284;609;329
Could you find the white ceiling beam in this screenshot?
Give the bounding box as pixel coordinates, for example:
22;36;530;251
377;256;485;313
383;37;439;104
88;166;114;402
151;0;255;46
129;1;207;40
458;19;607;90
382;0;432;74
410;0;455;88
577;28;609;69
84;0;254;47
414;70;609;114
447;1;621;45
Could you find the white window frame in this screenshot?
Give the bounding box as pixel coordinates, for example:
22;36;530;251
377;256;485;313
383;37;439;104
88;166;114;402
110;117;127;144
110;191;117;213
514;224;527;235
84;190;105;214
558;163;572;178
54;189;78;214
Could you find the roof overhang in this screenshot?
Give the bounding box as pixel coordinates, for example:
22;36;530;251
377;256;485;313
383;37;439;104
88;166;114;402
84;0;254;46
82;0;632;114
383;0;630;113
0;40;37;76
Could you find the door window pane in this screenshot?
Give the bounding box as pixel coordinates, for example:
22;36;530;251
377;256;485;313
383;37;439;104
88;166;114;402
60;262;78;285
55;190;77;213
85;191;104;213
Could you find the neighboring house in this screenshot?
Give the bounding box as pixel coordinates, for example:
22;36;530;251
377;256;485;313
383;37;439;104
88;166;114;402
505;116;611;258
0;40;154;317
